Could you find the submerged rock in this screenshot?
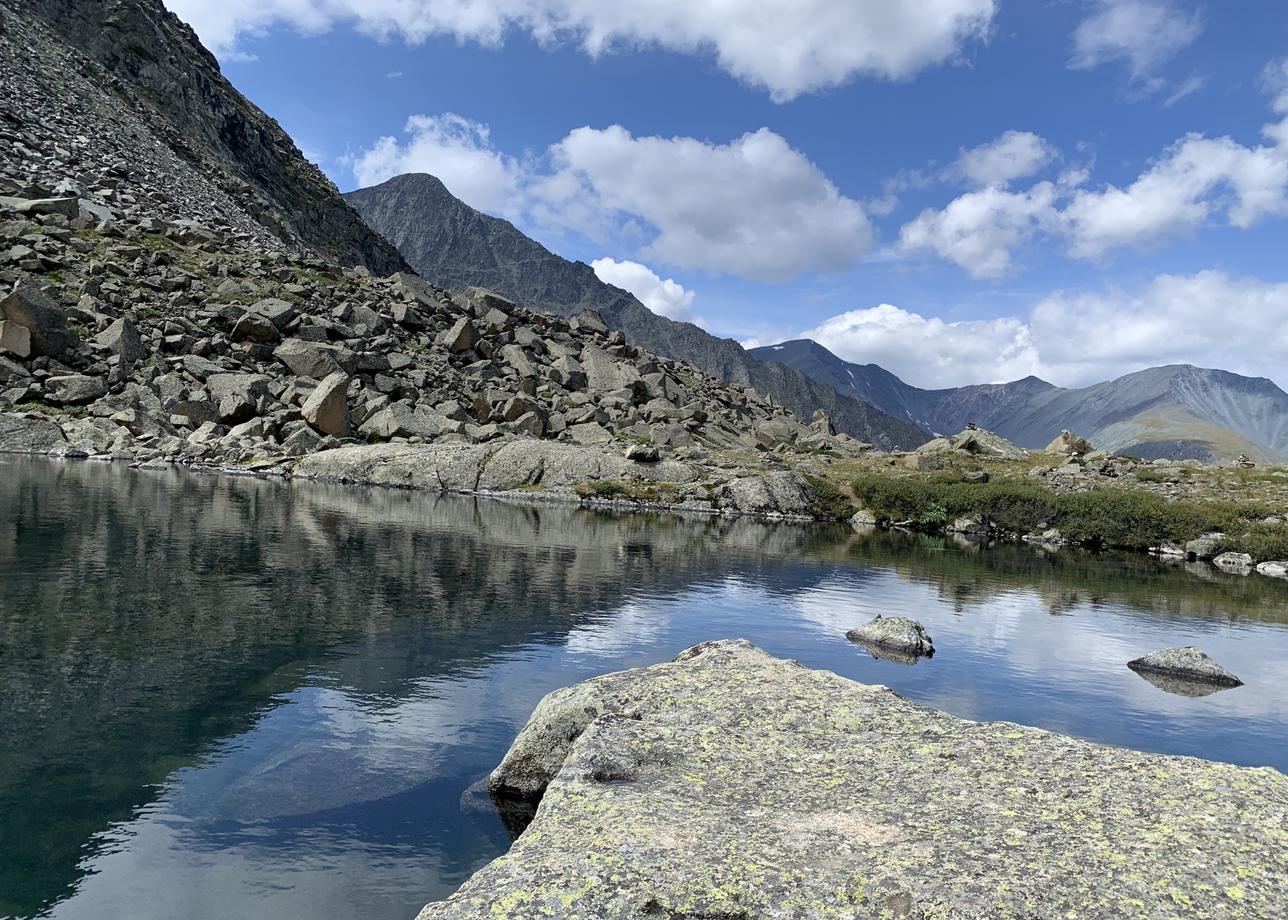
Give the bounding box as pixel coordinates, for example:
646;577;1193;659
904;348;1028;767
1127;646;1243;688
419;641;1288;919
845;614;935;661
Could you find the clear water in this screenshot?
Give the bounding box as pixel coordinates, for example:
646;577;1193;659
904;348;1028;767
1;456;1286;920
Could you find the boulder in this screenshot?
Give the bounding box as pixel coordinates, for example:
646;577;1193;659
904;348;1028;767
846;614;935;661
207;373;269;424
0;196;79;218
1255;561;1288;579
300;372;351;437
44;374;106;405
1183;532;1225;560
93;318;147;364
274;339;355;379
1046;430;1093;455
0;412;67;453
0;285;79;357
1213;551;1254;572
569;309;608;336
415;641;1288;920
0;320;32;358
949;427;1028;461
231;312;279;344
438;317;480;353
1127;647;1243;688
624;443;660;463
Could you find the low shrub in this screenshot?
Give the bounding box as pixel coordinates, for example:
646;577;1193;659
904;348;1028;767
851;474;1278;552
803;474;856;520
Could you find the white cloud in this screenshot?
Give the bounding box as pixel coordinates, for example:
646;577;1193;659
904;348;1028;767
1063;133;1288;258
956;131;1055;187
803;304;1039;388
353;118;872;282
163;0;997;102
1071;0;1202;82
901;91;1288;274
543;126;872;281
349;114;525;217
898;182;1063;278
799;272;1288;389
591;258;696;321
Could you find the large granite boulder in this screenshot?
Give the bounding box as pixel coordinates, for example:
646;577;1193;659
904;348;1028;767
418;641;1288;919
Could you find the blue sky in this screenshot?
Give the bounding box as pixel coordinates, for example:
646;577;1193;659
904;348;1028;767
166;1;1288;390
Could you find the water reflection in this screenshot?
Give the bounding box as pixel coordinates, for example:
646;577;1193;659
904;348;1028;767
1;457;1286;920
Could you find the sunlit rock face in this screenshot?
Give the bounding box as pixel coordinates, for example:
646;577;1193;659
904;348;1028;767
423;640;1288;920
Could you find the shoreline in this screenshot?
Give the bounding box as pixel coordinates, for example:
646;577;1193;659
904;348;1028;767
9;436;1288;585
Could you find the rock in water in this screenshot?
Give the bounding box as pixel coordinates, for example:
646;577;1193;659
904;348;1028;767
846;614;935;661
1127;647;1243;687
417;641;1288;919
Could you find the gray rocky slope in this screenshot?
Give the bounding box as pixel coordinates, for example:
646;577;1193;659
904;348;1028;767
344;173;929;450
0;0;869;518
420;640;1288;919
754;338;1288;463
11;0;407;275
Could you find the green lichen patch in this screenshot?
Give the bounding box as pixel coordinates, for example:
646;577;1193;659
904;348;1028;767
419;641;1288;919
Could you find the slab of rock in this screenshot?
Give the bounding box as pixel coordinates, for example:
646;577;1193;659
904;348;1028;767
417;641;1287;919
0;412;67;453
300;371;351;437
1127;647;1243;687
0;285;79;357
274;339;355;379
93;318;147;364
846;614;935;662
44;374;106;406
0;320;32;358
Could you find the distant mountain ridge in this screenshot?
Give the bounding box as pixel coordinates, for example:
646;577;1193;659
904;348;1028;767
345;173;928;449
752;339;1288;463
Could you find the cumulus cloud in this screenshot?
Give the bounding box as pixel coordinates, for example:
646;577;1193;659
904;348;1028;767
901;90;1288;274
543;126;872;281
352;117;872;282
898;182;1063;279
350;114;526;218
1062;134;1288;258
956;131;1056;187
1070;0;1202;82
803;304;1039;388
163;0;997;102
591;258;696;321
799;272;1288;389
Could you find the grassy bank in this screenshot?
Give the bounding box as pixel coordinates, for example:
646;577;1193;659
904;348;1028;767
849;471;1288;558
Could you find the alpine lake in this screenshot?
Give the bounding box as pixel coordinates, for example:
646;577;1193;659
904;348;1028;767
2;455;1286;920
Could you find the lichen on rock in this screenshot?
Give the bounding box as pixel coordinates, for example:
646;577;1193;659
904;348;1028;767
418;640;1288;919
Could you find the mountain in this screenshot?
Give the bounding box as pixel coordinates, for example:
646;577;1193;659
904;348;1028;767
752;339;1288;463
344;173;929;450
19;0;408;275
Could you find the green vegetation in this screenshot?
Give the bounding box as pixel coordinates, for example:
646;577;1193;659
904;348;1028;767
851;473;1288;555
12;401;86;419
802;474;855;521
